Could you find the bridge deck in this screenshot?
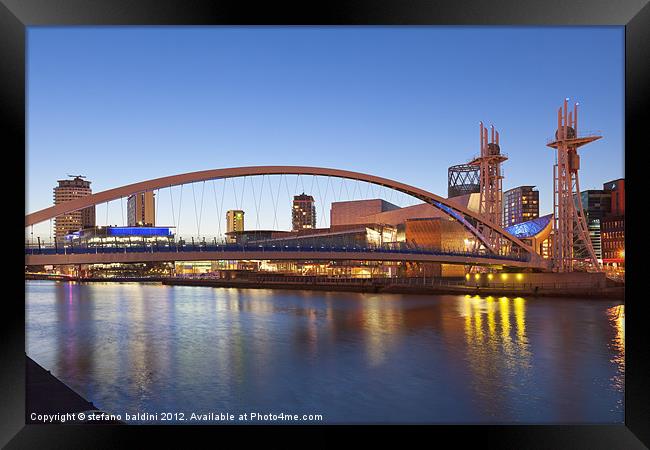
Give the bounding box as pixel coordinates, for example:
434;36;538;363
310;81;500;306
25;245;543;269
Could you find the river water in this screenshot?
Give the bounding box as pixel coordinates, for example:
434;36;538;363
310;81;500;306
25;281;624;424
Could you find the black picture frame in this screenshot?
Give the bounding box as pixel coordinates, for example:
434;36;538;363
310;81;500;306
2;0;648;447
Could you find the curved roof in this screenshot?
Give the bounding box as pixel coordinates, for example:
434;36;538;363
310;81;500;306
505;214;553;239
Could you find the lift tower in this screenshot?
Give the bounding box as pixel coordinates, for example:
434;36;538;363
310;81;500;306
470;122;507;227
468;122;508;255
546;98;602;272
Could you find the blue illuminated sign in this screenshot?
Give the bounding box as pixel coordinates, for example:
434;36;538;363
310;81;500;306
107;227;172;237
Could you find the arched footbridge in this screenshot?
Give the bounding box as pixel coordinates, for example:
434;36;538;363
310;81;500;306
25;166;550;270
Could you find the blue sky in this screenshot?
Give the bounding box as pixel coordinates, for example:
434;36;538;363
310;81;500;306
27;27;624;239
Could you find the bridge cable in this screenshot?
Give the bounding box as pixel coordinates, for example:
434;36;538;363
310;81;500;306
251;175;262;230
230;177;238;211
339;178;348;202
266;175;276;230
284;173;292;201
257;174;262;228
177;184;183;240
315;176;325;228
351;180;359;201
271;174;281;230
239;176;247;211
191;182;200;239
325;176;333;227
199;181;205;240
155;189;160;227
276;175;283;229
293;174;300;196
331;176;340;204
212;180;222;241
169;186;176;230
219;179;226;241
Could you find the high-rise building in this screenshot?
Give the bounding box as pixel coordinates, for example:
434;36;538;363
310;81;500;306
292;193;316;231
503;186;539;227
226;210;245;242
53;175;95;241
601;179;624;265
127;191;155;226
604;178;625;216
575;190;612;260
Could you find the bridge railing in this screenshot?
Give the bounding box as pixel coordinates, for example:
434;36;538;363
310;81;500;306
25;241;531;263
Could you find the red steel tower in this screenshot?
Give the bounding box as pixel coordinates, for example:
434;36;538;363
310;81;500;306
468;123;508;255
469;122;507;227
547;98;601;272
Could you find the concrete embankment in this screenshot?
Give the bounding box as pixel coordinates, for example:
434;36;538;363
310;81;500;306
161;278;624;299
25;274;166;283
26;356;123;424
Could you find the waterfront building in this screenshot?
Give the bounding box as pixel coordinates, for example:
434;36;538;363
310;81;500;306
127;191;155;226
330;199;399;227
504;214;554;258
575;190;612;260
226;210;245;242
403;217;469;278
53;176;95;241
503;186;539;227
64;226;174;247
292;193;316;230
601;178;625;267
243;224;397;249
330;195;481;229
225;229;290;244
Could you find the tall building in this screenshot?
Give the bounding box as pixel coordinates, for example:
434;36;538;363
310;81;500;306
575;190;612;260
226;210;245;242
127;191;155;226
53;175;95;241
604;178;625;215
601;178;625;265
503;186;539;227
292;193;316;231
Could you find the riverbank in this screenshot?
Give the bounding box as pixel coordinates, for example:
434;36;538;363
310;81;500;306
25;273;166;283
161;277;624;299
24;273;624;299
26;355;123;424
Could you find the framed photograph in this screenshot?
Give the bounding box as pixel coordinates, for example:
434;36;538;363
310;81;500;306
3;0;648;447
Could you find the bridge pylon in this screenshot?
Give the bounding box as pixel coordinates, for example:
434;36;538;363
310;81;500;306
467;122;509;262
546;98;602;272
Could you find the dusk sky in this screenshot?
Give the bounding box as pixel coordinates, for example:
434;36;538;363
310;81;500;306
27;27;624;239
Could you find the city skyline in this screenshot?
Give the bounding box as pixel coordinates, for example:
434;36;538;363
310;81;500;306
27;27;624;239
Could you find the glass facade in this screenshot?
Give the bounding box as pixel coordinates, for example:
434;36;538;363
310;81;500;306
575;190;611;260
503;186;539;226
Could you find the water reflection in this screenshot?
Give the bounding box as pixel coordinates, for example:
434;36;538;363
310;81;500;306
26;282;624;423
607;305;625;394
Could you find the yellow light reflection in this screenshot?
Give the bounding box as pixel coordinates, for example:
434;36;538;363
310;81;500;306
513;297;526;343
607;305;625;392
363;299;404;367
